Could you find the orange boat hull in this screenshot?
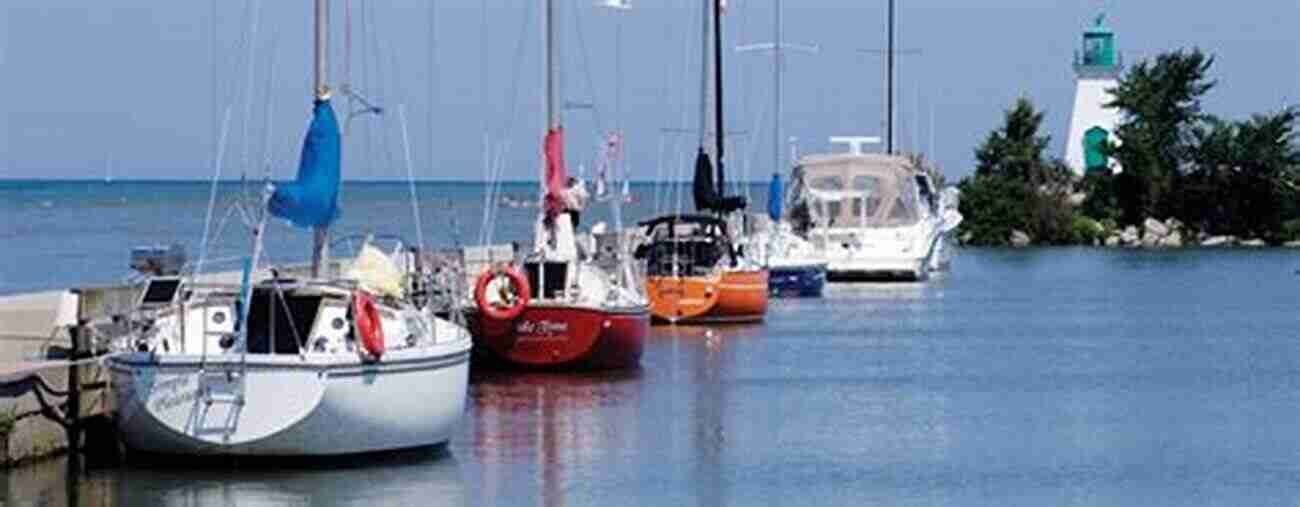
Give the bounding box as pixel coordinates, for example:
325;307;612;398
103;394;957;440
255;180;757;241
645;269;769;324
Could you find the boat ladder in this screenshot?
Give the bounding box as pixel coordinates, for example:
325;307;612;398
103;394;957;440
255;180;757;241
193;365;246;441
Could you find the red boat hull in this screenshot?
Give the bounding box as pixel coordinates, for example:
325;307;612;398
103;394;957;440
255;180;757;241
468;305;648;370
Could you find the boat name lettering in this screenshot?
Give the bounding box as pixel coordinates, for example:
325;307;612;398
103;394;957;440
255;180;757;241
149;375;202;412
516;320;569;336
153;388;201;412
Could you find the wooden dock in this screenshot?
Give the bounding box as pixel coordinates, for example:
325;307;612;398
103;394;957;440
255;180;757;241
0;290;119;467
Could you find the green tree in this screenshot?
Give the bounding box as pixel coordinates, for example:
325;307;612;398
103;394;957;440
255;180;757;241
974;97;1056;186
959;98;1078;245
1184;108;1300;239
1102;49;1216;224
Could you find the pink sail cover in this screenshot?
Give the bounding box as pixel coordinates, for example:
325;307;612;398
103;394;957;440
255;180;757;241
543;127;567;220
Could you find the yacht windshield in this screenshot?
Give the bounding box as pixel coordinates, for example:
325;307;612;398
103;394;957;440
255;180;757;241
792;155;921;229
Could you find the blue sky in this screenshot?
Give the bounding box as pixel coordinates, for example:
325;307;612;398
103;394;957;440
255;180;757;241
2;1;1297;181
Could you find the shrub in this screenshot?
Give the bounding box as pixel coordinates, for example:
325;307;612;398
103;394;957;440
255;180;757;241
1071;216;1106;244
1283;218;1300;242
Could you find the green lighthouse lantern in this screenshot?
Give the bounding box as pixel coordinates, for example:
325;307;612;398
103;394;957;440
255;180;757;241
1075;13;1121;76
1083;14;1115;66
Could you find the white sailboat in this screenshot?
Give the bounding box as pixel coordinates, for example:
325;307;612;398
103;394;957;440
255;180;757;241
106;0;471;456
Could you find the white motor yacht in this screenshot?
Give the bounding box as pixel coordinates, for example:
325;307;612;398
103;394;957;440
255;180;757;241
787;152;962;281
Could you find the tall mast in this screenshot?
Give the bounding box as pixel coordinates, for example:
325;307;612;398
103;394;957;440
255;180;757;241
699;0;710;152
315;0;329;100
311;0;330;277
886;0;895;154
774;0;782;174
713;0;725;204
545;0;560;132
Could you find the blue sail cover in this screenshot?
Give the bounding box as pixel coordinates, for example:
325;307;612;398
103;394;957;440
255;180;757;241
768;172;783;221
269;99;341;228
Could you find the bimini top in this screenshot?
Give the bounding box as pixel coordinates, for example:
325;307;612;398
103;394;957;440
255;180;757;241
788;153;923;229
638;214;730;232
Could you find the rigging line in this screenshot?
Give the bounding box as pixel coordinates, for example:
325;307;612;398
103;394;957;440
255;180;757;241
570;0;606;134
259;19;282;180
210;0;217;183
481;142;508;246
742;82;771;199
663;0;698;215
208;201;242;255
428;0;438;182
369;0;398;181
271;283;305;352
477;136;491;246
494;1;535;141
480;2;535;243
359;0;377;198
653;133;666;212
398;105;426;253
238;0;263;179
195;107;235;280
386;34;409;183
479;0;489;139
652;0;673;214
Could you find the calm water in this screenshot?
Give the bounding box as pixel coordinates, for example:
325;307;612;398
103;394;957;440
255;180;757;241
1;180;717;295
4;182;1300;505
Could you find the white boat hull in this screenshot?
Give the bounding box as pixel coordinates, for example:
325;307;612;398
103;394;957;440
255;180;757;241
107;345;470;456
818;223;949;281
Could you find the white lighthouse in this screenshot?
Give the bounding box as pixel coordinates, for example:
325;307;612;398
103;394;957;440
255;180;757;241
1065;13;1124;176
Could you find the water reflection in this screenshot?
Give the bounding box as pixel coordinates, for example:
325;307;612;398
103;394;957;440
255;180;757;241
466;370;643;507
3;448;468;507
111;449;467;507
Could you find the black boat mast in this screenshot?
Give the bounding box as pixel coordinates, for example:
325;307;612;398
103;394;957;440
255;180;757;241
714;0;726;215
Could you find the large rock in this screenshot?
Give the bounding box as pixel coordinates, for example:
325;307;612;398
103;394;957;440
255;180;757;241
1010;230;1032;248
1143;217;1169;239
1105;235;1121;247
1284;240;1300;248
1120;226;1140;246
1240;238;1267;247
1159;230;1184;248
960;231;973;245
1202;235;1235;247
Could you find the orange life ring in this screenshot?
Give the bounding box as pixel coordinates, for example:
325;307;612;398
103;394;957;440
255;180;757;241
474;265;530;321
352;290;385;360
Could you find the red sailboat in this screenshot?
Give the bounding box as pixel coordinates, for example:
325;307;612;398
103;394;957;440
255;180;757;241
467;0;647;370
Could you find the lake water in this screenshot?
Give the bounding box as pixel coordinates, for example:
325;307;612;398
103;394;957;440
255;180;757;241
4;182;1300;505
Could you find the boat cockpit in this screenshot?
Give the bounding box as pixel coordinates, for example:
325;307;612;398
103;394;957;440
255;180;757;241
635;215;738;278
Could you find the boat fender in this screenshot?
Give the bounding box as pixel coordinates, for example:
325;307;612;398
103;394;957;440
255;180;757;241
352;290;385;361
474;265;531;321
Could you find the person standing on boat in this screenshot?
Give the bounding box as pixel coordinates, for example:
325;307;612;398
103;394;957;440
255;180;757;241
561;176;589;228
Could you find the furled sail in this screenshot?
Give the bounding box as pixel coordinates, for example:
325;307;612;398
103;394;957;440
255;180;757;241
269;99;341;228
692;150;717;212
768;172;783;221
543;127;568;220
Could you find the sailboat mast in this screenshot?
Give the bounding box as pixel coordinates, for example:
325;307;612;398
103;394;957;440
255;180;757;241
713;0;725;203
774;0;782;175
315;0;329;99
699;0;710;152
311;0;329;278
886;0;895;154
545;0;560;131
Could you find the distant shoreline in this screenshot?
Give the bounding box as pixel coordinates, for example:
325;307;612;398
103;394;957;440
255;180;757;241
0;178;760;185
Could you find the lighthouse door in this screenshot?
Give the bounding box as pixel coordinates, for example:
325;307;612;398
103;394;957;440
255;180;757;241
1083;127;1109;173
